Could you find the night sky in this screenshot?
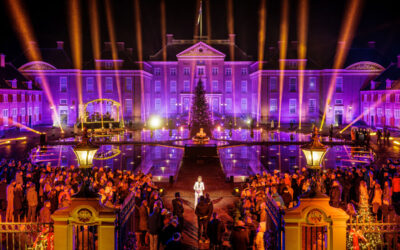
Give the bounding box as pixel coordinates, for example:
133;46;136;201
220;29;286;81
1;0;399;66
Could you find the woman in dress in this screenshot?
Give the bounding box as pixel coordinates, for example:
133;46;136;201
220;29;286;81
193;176;205;208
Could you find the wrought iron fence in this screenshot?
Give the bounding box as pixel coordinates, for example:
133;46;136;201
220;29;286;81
265;192;285;250
115;191;136;250
0;221;53;250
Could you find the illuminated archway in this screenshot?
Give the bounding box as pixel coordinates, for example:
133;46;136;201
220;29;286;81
80;98;124;130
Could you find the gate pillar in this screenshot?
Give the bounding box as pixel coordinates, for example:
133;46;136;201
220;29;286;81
284;196;349;250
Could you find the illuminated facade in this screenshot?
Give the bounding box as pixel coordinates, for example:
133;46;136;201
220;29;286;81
1;35;392;129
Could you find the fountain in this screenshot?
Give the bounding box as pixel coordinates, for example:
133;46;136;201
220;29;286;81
192;128;210;144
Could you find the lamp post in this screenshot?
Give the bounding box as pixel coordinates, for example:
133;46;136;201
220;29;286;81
301;127;328;197
72;129;99;198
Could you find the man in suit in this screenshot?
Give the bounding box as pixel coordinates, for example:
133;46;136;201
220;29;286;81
172;192;184;232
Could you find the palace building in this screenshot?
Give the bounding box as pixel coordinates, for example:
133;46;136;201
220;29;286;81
1;34;397;130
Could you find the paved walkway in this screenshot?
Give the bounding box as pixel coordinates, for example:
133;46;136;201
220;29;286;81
162;157;237;249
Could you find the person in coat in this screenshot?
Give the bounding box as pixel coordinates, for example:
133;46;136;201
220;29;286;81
13;183;24;221
147;203;162;250
229;220;249;250
254;222;266;250
195;195;210;243
26;182;38;221
329;181;341;208
39;201;52;223
207;212;225;249
138;200;149;246
6;181;15;221
172;192;184;232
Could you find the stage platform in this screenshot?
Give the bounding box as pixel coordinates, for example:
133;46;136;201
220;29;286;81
183;143;218;158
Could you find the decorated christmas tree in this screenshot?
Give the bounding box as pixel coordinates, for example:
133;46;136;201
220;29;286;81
189;79;212;137
346;203;382;250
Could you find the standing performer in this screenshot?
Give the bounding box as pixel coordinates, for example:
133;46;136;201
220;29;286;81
193;176;205;207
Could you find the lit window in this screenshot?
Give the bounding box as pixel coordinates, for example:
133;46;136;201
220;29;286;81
154;68;161;75
241;68;247;75
289;77;297;92
170;98;177;112
308;99;316;113
212;98;219;112
60;99;68;105
197;66;205;76
170;68;177;76
154;98;161;111
225;98;232;112
335;77;343;93
241;98;247;112
394;109;400;119
335;99;343;105
86;77;94;92
270;99;277;112
289;99;297;114
183;97;190;111
154;81;161;93
60;77;68;92
225;81;232;93
309;77;316;92
212;81;218;92
105;77;113;92
183;81;190;92
212;67;218;75
125;99;133;113
170;81;177;93
270;77;277;92
183;67;190;75
241;81;247;93
225;67;232;76
125;77;132;91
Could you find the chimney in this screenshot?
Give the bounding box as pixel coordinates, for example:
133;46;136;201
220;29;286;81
397;54;400;68
0;54;5;67
386;79;392;89
371;80;375;90
368;41;376;48
229;34;236;45
116;42;125;51
166;34;174;45
56;41;64;49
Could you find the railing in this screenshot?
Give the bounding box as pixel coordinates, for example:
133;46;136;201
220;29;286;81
115;191;136;250
0;221;53;250
265;192;285;250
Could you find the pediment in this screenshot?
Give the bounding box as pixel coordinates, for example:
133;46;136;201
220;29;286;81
19;61;57;71
345;61;384;71
177;42;225;59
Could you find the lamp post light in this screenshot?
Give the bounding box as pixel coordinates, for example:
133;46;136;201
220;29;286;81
301;128;328;197
148;115;162;139
72;130;99;198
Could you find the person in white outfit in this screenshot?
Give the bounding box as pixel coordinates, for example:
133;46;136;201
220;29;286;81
193;176;205;208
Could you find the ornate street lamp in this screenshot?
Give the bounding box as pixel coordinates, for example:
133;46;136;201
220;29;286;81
72;129;99;198
301;128;328;197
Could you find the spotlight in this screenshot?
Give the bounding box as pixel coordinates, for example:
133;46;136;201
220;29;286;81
149;115;162;129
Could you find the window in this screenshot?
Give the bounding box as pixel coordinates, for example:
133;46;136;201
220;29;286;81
154;68;160;75
309;77;316;92
3;94;7;103
125;77;132;91
11;80;17;88
270;99;277;112
183;97;190;111
212;81;218;92
125;99;133;113
183;81;190;92
241;81;247;93
289;99;297;114
335;99;343;105
154;98;161;111
225;81;232;93
20;108;26;116
212;67;218;75
27;81;32;89
170;98;177;112
395;109;400;119
28;107;32;116
241;68;247;75
308;99;316;113
289;77;297;92
225;67;232;76
197;66;205;76
12;108;17;116
335;77;343;93
225;98;232;112
154;80;161;93
170;68;177;76
34;107;39;115
386;94;390;103
212;98;219;112
60;99;68;105
270;77;277;92
385;109;392;118
13;94;17;102
241;98;247;112
363;94;367;102
21;94;25;102
396;94;400;103
377;108;383;117
183;67;190;75
105;77;113;92
2;109;9;123
170;81;177;93
60;77;67;92
86;77;94;92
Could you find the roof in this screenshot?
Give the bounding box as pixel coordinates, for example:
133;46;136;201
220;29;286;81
0;63;41;90
82;47;142;70
334;47;389;69
361;63;400;91
14;47;73;69
149;40;252;61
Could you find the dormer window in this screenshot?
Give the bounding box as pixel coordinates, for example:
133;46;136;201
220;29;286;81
386;79;392;89
11;79;17;89
371;81;376;90
27;81;32;89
